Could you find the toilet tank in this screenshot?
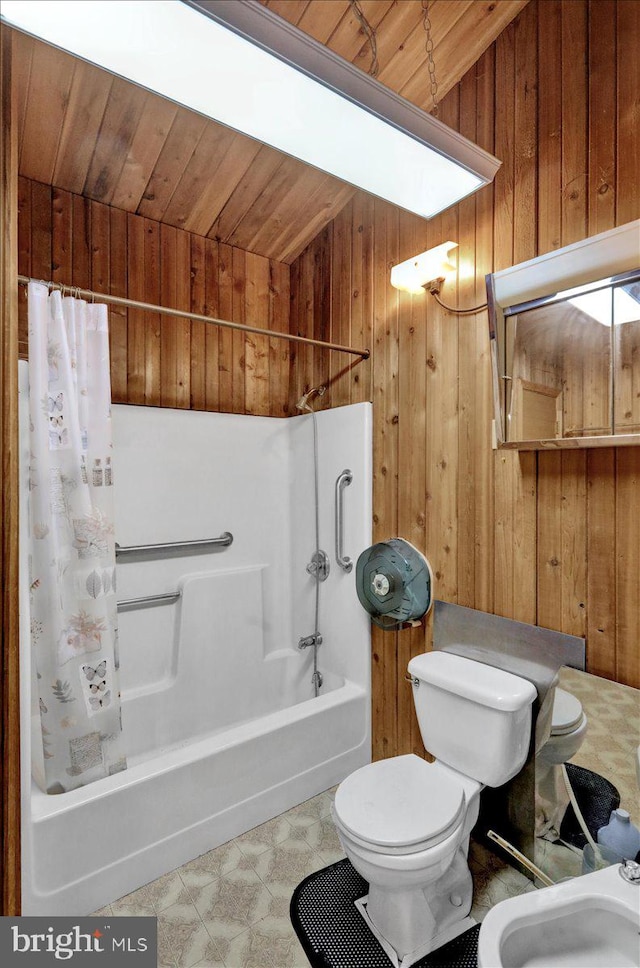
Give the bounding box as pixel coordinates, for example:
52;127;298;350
407;651;537;788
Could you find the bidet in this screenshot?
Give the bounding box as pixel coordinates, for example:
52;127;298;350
477;862;640;968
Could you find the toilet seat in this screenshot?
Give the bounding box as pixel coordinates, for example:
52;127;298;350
550;688;584;736
334;754;466;855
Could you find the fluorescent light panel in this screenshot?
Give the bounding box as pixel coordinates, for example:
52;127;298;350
554;275;640;326
1;0;501;219
569;287;640;327
568;291;613;327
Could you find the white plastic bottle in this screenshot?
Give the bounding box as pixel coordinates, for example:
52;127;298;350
597;808;640;861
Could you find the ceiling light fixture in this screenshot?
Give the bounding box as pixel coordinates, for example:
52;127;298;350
1;0;501;220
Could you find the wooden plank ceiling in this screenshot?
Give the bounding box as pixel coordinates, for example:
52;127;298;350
13;0;528;264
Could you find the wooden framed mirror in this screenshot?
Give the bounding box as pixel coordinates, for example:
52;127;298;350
487;220;640;450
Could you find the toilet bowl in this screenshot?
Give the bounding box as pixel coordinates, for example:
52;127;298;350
332;651;537;967
536;688;587;838
538;687;587;765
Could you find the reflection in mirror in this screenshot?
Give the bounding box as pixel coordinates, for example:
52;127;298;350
505;280;624;441
487;218;640;449
534;666;640;884
506;284;614;441
505;273;640;444
614;278;640;434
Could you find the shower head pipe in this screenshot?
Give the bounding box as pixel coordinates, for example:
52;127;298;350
295;386;327;412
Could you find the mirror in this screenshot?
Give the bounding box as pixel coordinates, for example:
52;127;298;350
487;219;640;449
504;273;640;442
534;666;640;883
614;278;640;433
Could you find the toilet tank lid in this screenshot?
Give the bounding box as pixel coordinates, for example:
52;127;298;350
408;651;537;712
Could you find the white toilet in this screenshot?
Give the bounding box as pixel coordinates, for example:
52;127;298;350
538;687;587;765
535;687;588;838
332;651;537;967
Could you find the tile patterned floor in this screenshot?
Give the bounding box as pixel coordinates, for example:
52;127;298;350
94;788;534;968
558;666;640;826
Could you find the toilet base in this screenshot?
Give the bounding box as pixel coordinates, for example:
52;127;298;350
360;847;474;964
290;858;482;968
355;894;476;968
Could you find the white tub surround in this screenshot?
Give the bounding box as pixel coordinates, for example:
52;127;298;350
20;385;372;915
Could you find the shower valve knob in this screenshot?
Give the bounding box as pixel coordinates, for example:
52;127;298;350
306;550;330;581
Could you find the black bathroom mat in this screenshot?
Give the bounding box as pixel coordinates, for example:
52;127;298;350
560;763;620;849
290;858;481;968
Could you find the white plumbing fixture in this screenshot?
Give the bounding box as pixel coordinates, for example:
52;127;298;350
477;861;640;967
535;686;588;838
539;687;587;766
331;651;537;967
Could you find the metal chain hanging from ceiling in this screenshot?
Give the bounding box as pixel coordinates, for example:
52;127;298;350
421;0;439;116
349;0;379;77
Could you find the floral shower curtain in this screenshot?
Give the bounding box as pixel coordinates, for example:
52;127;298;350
28;282;127;794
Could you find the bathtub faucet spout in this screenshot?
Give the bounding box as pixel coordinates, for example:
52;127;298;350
298;633;323;650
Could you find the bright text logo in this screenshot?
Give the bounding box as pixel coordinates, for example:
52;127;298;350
12;925;106;960
1;917;157;965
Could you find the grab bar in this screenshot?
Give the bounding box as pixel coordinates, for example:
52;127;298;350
335;469;353;573
115;532;233;561
117;591;181;612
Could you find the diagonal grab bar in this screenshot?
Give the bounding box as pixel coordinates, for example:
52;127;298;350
335;470;353;573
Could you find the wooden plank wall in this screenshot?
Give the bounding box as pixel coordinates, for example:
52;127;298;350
1;21;21;916
17;178;292;417
289;0;640;760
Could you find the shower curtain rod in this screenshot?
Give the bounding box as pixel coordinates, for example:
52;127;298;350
17;275;370;360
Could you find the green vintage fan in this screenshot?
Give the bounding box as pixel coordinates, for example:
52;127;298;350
355;538;434;631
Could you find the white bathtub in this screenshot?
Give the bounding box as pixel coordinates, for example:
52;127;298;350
20;384;372;915
24;673;368;916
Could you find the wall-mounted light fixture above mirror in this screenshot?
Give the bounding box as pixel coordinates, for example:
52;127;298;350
486;220;640;450
390;243;459;294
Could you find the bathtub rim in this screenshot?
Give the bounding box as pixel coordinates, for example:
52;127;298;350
28;677;367;822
